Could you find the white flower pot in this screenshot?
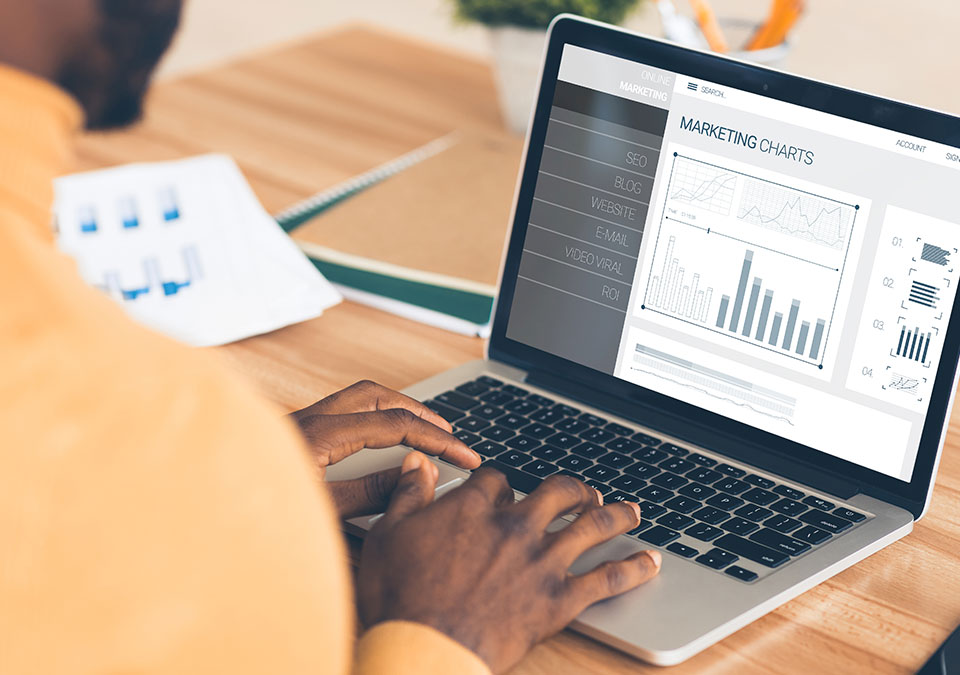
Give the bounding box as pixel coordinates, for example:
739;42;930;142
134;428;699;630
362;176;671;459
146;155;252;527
489;26;548;135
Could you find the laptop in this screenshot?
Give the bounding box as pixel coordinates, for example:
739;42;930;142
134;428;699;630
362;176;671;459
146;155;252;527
326;14;960;664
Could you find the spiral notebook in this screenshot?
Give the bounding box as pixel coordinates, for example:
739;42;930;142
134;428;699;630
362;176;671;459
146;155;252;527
283;132;523;336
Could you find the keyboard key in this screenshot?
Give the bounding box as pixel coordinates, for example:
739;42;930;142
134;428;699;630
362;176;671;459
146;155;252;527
660;457;696;474
520;422;553;439
606;422;633;436
834;507;866;523
765;514;803;533
651;473;688;489
481;426;515;443
770;498;807;517
609;475;646;492
459;416;491;432
607;490;636;504
722;517;759;536
686;522;724;542
625;462;660;480
627;521;654;536
714;477;751;495
597;452;634;469
427;400;466;423
798;510;853;534
773;485;805;500
436;391;481;411
679;483;716;500
571;442;606;459
605;438;640;454
688;453;717;467
725;566;758;582
552;404;580;417
555;418;589;435
632;431;662;446
660;443;689;456
528;394;555;407
744;474;776;489
456;380;489;396
636;485;673;503
474;441;505;458
664;496;701;514
579;413;607;426
505;400;538;415
793;525;832;545
696;549;738;569
501;384;528;397
497;414;529;430
454;430;481;446
634;447;669;464
529;408;565;425
532;446;566;462
735;505;773;522
717;463;746;478
546;433;581;449
582;427;615;444
505;435;540;451
638;525;681;546
480;390;514;406
585;480;613;495
743;488;778;506
477;375;503;387
478;459;542;494
706;493;744;511
714;534;789;568
475;405;507;420
667;542;699;558
692;506;729;525
659;512;695;529
639;501;667;519
803;496;836;511
522;459;558;478
750;529;811;556
557;454;593;472
686;467;722;484
497;450;529;467
583;465;619;482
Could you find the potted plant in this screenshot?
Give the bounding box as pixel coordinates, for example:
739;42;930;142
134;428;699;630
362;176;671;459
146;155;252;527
453;0;643;134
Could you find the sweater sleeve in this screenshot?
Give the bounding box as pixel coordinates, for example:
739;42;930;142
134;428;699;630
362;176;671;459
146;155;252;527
355;622;491;675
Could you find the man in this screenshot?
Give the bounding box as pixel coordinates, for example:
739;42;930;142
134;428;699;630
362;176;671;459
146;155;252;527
0;1;661;673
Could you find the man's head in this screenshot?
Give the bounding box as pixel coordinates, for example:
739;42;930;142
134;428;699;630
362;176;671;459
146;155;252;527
0;0;183;130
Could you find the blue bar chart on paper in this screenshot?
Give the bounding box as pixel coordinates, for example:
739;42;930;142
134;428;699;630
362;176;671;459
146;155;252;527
54;154;342;347
637;146;868;378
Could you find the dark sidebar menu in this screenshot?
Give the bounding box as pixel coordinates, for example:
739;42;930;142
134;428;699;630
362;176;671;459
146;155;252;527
506;81;669;372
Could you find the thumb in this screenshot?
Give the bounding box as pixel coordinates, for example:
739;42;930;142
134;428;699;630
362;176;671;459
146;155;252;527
326;466;402;520
380;451;439;526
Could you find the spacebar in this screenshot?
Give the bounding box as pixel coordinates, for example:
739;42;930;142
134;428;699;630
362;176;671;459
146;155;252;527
480;460;543;495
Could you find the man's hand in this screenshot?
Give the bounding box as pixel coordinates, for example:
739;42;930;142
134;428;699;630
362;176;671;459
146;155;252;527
290;380;481;519
358;453;662;674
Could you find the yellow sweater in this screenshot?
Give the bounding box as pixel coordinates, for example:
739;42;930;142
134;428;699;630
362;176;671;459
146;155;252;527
0;64;489;675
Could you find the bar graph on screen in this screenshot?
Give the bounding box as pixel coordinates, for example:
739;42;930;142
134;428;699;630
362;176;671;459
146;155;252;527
637;147;867;377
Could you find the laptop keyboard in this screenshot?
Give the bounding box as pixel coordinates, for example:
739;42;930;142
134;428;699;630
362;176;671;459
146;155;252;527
426;376;871;583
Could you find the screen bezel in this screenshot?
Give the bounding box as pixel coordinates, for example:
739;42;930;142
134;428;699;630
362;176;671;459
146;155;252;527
489;15;960;519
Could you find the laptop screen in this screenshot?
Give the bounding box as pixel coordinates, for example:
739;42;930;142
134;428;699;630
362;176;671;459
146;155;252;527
504;43;960;483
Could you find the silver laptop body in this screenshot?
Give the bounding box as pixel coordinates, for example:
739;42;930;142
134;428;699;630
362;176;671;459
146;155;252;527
327;15;958;664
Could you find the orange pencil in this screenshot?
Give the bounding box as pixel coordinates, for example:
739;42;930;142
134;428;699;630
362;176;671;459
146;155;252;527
689;0;729;53
747;0;804;51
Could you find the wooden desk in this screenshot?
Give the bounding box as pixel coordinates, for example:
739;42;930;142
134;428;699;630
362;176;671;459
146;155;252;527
74;25;960;675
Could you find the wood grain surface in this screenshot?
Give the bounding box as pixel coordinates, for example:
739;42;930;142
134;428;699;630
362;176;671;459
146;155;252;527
73;26;960;674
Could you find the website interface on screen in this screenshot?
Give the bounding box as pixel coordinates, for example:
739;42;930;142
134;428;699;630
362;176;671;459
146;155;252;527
506;44;960;481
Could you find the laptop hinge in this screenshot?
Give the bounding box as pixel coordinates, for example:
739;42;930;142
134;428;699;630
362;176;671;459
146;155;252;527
525;368;860;500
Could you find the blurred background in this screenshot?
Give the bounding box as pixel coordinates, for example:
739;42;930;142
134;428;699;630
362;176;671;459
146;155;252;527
159;0;958;119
